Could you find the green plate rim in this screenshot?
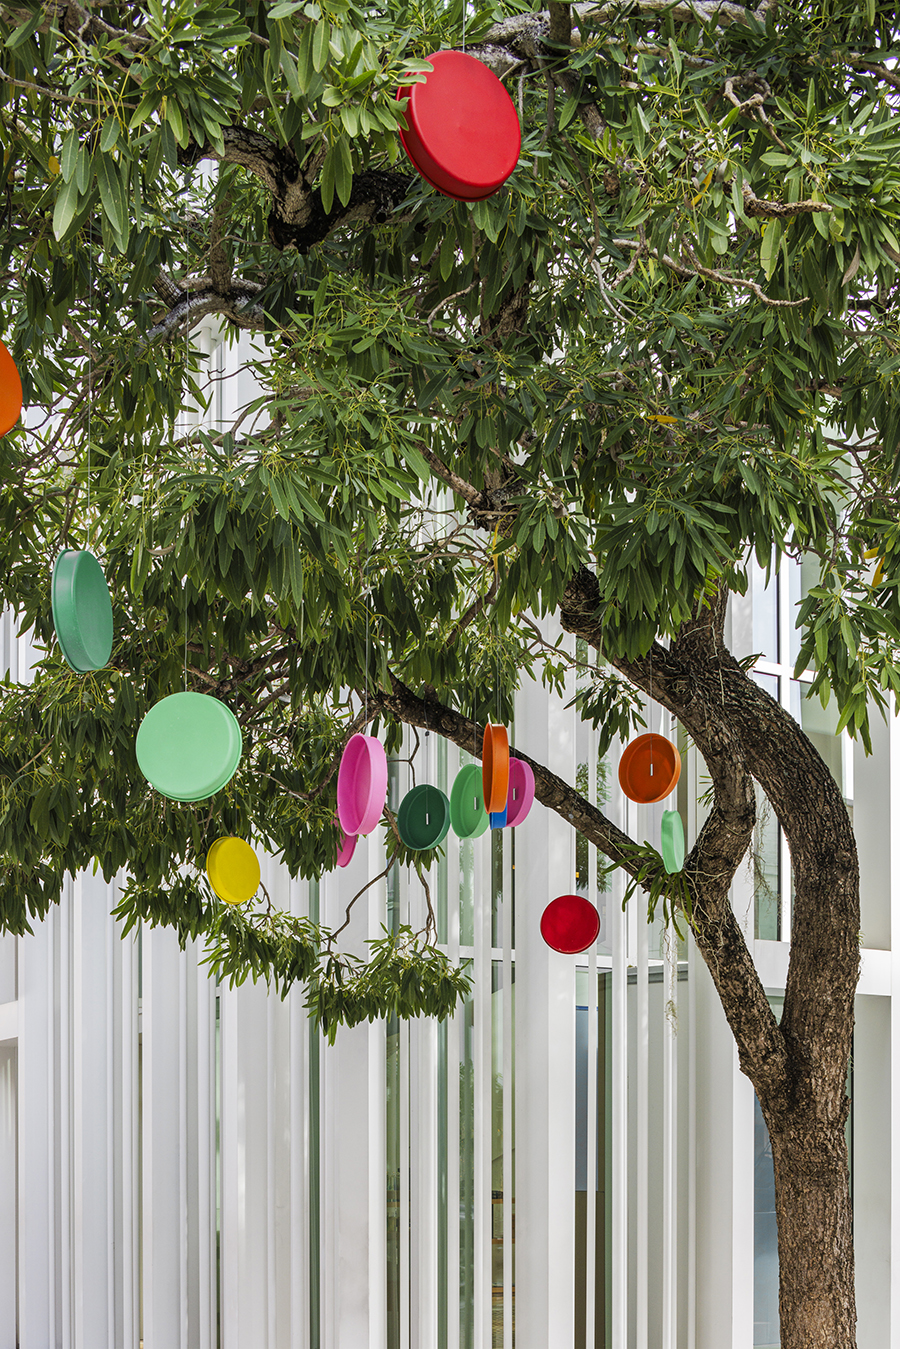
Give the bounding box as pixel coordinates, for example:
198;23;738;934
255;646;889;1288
51;548;113;673
136;691;243;802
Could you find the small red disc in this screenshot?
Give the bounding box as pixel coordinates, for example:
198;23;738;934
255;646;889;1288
540;894;601;955
397;51;521;202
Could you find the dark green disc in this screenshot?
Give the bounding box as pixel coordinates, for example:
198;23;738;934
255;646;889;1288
397;783;451;851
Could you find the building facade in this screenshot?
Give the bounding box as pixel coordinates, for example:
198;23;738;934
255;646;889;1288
0;332;896;1349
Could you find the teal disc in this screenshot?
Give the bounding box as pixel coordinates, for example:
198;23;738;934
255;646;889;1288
661;809;685;874
449;764;489;839
136;692;242;802
51;549;113;673
397;783;451;851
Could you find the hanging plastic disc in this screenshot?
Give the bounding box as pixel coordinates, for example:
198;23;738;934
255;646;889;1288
449;764;490;839
396;51;521;202
397;783;451;851
206;837;260;905
51;549;113;673
337;733;388;836
335;818;357;869
482;723;509;814
0;339;22;439
661;809;685;874
136;691;242;801
540;894;601;955
505;758;535;828
618;733;681;805
490;803;508;830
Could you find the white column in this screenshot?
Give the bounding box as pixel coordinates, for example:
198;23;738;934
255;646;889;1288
693;950;755;1349
142;924;189;1349
0;1042;15;1349
17;904;59;1349
72;872;113;1346
514;648;576;1349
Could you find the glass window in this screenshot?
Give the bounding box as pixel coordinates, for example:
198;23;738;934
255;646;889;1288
751;567;779;664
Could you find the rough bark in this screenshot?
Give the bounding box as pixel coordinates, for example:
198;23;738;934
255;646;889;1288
559;566;859;1348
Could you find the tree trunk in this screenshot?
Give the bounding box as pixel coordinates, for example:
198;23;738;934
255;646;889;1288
767;1106;856;1348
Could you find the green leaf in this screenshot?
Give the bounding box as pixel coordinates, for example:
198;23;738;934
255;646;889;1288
312;19;330;73
100;116;120;153
60;129;79;183
320;142;336;214
335;135;353;207
760;219;782;281
96;153;126;241
52;175;81;241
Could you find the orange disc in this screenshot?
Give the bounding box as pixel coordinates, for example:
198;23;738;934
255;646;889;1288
618;733;681;804
482;723;509;814
0;339;22;439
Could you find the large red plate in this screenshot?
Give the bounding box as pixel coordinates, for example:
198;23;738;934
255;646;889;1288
397;51;521;202
540;894;601;955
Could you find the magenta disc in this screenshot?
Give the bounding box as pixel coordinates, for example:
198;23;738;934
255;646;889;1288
540;894;601;954
397;51;521;202
335;819;357;869
337;734;388;836
505;759;535;827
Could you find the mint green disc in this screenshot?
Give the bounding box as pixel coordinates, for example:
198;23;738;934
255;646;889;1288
449;764;490;839
136;692;242;801
51;549;113;672
661;809;685;874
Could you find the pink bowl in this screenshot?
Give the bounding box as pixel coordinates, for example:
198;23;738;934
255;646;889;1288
505;758;535;827
335;819;357;869
337;734;388;836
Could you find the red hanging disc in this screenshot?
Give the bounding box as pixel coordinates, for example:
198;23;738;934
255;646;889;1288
540;894;601;955
396;51;521;202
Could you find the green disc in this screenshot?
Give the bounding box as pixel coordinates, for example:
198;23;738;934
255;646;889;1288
51;549;113;673
449;764;490;839
136;692;242;802
397;783;451;851
661;809;685;874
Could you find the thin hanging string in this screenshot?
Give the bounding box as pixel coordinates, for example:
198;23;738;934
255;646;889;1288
462;0;466;51
649;641;654;777
365;541;370;729
87;239;92;538
183;204;189;692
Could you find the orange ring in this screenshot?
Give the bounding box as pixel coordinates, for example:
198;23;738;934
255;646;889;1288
482;723;509;813
0;339;23;439
618;733;681;804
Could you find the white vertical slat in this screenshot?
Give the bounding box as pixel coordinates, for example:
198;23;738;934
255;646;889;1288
585;941;598;1348
502;810;513;1349
584;717;599;1348
106;888;116;1349
120;914;139;1349
195;938;216;1349
610;739;627;1349
143;925;187;1349
60;882;73;1349
16;908;55;1348
0;1043;15;1349
446;755;462;1349
634;787;647;1349
219;972;270;1348
267;983;277;1349
473;811;492;1349
661;920;677;1349
290;877;310;1349
399;1012;411;1349
514;630;576;1349
368;836;388;1349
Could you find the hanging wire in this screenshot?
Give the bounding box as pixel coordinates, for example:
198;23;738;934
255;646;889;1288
87;234;92;537
183;200;189;691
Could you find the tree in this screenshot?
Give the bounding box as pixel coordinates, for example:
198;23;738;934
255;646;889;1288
2;0;900;1342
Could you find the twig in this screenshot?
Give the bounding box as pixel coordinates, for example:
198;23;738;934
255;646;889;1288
327;860;396;945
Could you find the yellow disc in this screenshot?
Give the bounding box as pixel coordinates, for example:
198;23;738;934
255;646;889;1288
206;837;260;906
